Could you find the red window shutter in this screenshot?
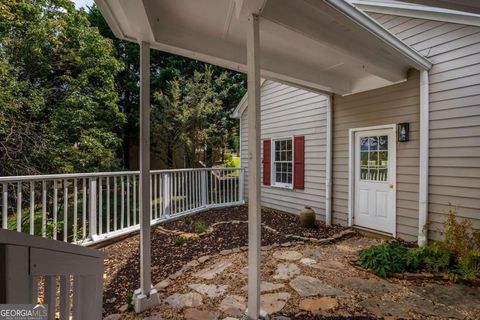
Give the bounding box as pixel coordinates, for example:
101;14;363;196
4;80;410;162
263;139;271;186
294;136;305;189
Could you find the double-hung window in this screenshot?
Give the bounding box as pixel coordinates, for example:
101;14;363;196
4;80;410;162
272;138;293;188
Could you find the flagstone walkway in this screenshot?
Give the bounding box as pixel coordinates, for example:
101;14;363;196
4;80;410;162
106;236;480;320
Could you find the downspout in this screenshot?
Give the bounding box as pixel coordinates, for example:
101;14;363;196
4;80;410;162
418;70;429;246
325;95;333;226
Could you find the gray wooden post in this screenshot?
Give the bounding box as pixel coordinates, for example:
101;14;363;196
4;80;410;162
133;41;160;313
246;13;261;320
88;178;97;240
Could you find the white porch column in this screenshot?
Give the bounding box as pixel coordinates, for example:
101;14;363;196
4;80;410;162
133;41;160;313
418;70;430;246
246;14;261;320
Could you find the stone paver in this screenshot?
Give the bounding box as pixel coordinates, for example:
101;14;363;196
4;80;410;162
299;297;338;312
273;263;300;280
260;292;290;315
242;281;285;293
410;283;480;313
309;260;346;272
302;248;323;258
273;250;303;261
188;284;228;298
184;308;219;320
194;261;232;280
154;279;171;291
340;277;396;295
165;293;203;309
219;295;246;317
289;276;346;297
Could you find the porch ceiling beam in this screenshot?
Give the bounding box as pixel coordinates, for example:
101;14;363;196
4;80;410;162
149;30;352;94
402;0;480;15
235;0;269;19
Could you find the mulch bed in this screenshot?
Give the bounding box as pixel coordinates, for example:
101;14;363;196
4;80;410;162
100;204;344;316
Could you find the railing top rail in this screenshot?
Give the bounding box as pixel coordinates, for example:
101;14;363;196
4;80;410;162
0;167;244;182
0;229;105;258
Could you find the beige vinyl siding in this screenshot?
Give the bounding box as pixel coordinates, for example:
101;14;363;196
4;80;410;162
332;72;420;241
240;80;328;218
369;14;480;239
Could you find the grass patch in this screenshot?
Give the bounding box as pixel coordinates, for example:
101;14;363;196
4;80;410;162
194;221;208;234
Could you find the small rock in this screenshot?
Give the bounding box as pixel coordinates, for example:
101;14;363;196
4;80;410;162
240;246;248;251
165;293;203;309
169;270;183;280
273;263;300;280
195;261;232;280
219;295;246;317
261;245;272;251
273;251;302;261
220;249;233;256
302;249;323;258
300;258;316;266
232;248;241;253
319;238;334;243
184;308;219;320
106;297;117;304
299;297;338;312
104;314;122;320
261;292;290;314
188;283;228;298
280;242;292;247
154;279;171;291
118;304;129;313
198;256;211;263
187;260;201;268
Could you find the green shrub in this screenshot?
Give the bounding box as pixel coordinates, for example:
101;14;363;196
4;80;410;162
195;221;208;234
457;249;480;282
359;242;407;277
406;242;452;272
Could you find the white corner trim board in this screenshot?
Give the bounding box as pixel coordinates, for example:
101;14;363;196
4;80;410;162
325;95;333;226
418;70;429;247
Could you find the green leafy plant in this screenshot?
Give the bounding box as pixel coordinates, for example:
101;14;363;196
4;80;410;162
174;237;186;246
126;292;134;310
457;249;480;282
359;242;407;277
406;242;452;272
195;221;208;234
45;220;64;239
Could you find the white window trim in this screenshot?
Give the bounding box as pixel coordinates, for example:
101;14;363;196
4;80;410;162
271;137;294;189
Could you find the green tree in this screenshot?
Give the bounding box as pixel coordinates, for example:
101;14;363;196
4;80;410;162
0;0;125;175
88;5;246;169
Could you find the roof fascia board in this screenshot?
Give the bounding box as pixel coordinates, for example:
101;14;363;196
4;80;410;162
94;0;126;39
350;0;480;27
321;0;432;70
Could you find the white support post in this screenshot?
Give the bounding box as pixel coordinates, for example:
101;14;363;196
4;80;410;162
201;171;208;207
163;173;171;217
133;41;160;313
325;95;333;226
89;178;97;240
246;13;261;320
418;70;430;246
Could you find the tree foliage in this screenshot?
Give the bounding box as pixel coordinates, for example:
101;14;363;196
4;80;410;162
88;6;246;169
0;0;125;175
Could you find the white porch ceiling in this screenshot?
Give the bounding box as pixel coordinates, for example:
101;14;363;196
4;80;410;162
95;0;431;95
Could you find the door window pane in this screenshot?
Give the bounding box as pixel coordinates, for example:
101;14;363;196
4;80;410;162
359;135;389;182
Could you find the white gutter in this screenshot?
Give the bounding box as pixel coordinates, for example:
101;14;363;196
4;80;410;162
325;95;333;226
418;70;429;246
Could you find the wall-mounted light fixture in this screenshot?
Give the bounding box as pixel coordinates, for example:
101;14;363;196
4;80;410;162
398;123;409;142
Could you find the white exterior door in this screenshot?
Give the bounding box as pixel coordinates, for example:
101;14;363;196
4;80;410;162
354;128;395;234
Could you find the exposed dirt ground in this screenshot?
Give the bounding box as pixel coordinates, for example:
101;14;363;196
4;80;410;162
101;205;344;316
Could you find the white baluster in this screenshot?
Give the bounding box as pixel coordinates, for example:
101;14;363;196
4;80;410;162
126;175;130;227
113;176;117;231
42;181;47;236
120;176;124;229
98;177;103;235
53;180;58;239
82;178;87;239
16;182;22;232
64;179;68;241
2;183;7;229
30;181;35;235
107;177;110;232
133;175;136;225
73;178;78;242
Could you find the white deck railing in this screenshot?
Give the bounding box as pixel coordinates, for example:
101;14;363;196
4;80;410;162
0;229;105;319
0;167;244;246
